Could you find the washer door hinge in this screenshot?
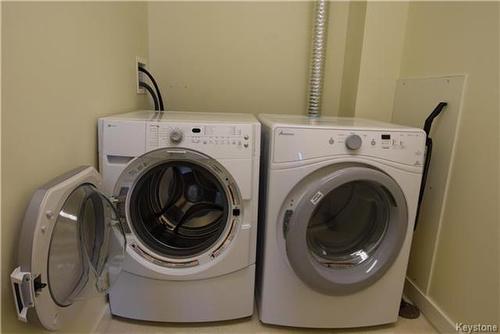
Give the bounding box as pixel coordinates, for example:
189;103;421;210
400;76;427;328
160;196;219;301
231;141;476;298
109;195;130;232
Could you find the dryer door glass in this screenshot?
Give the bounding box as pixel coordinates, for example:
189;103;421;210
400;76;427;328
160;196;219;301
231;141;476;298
307;180;389;268
284;165;408;295
48;183;126;306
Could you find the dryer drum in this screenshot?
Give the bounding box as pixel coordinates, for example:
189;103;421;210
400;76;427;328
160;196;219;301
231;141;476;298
128;161;230;258
307;180;390;267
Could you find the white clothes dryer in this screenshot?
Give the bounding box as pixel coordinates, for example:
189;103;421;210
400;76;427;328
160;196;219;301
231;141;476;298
10;111;260;330
256;114;425;328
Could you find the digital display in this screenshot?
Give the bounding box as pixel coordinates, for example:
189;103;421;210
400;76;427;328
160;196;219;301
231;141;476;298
205;125;236;136
381;134;391;140
192;128;201;133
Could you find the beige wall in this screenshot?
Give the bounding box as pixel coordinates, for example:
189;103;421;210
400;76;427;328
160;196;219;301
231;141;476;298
1;2;148;332
0;2;3;330
400;1;499;325
338;1;366;118
147;1;352;116
354;1;409;122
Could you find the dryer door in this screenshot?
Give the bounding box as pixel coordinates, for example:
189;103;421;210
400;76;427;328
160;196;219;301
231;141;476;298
10;166;126;330
284;165;408;295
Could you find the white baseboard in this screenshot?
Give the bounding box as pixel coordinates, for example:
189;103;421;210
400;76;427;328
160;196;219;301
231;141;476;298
404;278;456;333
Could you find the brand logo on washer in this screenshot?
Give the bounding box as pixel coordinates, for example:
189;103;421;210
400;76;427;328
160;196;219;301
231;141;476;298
278;129;295;136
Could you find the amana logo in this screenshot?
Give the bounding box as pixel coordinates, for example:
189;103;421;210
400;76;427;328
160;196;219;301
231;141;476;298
278;129;295;136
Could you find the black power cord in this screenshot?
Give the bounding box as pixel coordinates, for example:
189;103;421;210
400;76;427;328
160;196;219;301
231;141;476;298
139;81;159;111
139;67;165;111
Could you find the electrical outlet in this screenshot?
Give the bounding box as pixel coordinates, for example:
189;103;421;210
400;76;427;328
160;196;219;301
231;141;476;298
136;56;147;94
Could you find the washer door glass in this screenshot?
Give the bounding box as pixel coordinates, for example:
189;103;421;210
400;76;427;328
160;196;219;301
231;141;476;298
128;161;230;258
307;181;389;268
284;165;408;295
48;184;126;306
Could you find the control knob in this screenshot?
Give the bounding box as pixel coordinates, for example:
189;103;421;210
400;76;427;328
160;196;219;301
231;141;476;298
345;134;362;150
170;129;184;144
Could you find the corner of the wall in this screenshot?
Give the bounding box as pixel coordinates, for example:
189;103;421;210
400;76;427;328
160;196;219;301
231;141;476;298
404;278;457;333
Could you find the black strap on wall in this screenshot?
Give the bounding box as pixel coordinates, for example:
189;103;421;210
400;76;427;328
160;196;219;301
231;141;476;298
414;101;447;230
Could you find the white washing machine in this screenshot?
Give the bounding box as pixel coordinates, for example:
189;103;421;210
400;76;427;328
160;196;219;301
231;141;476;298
10;110;260;330
256;114;425;328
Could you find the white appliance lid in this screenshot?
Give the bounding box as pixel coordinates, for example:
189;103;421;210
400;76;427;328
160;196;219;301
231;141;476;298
100;110;259;124
258;113;422;131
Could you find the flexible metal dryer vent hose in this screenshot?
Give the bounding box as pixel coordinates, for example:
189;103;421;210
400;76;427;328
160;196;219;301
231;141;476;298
307;0;330;118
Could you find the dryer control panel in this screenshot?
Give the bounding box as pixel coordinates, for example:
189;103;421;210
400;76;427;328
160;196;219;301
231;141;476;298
273;127;426;167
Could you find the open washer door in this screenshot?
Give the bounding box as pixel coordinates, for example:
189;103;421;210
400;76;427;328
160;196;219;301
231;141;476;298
10;166;126;330
283;164;408;295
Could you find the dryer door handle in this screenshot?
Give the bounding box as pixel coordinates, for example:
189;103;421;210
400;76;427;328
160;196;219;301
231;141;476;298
283;209;294;235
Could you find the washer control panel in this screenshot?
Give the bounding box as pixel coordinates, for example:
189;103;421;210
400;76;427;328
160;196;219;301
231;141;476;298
146;122;253;158
273;127;426;167
169;128;184;144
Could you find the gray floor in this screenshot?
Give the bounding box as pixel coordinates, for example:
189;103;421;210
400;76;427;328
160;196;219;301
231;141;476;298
96;308;437;334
